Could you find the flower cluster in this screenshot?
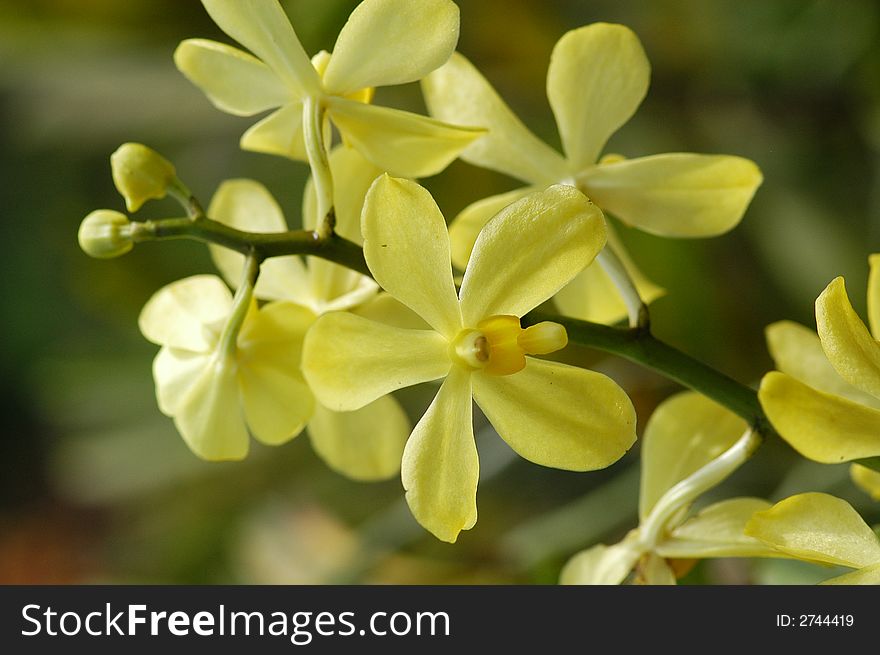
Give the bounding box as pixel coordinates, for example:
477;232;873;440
77;0;879;582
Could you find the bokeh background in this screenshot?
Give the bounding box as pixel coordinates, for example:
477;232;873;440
2;0;879;584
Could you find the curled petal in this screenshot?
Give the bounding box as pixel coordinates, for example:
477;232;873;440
402;366;478;543
579;154;762;237
328;97;484;178
759;372;880;463
816;276;880;400
302;312;450;411
422;53;569;185
323;0;459;95
361;175;462;337
766;320;880;408
745;492;880;569
459;185;606;325
547;23;650;170
139;275;231;351
473;358;636;471
309;396;409;481
174;39;290;116
201;0;320;97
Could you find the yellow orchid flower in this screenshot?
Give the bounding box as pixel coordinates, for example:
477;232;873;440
202;151;412;481
759;255;880;466
560;392;776;585
746;492;880;585
422;23;762;323
139;274;314;462
301;175;637;542
174;0;483;177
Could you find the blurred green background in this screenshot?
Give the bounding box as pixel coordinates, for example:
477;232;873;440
1;0;879;584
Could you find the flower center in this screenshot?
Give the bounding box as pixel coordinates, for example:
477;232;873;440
451;315;568;376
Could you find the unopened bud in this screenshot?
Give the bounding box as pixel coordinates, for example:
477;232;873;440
110;143;177;212
78;210;134;258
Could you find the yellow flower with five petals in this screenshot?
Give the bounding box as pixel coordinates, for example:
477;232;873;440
140;274;313;462
175;0;482;176
302;176;637;542
561;392;775;585
422;23;762;323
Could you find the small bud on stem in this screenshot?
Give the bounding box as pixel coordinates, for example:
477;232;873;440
78;210;134;258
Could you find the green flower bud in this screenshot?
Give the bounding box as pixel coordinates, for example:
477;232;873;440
110;143;177;212
78;210;134;259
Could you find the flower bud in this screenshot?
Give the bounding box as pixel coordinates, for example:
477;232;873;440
78;210;134;258
110;143;177;212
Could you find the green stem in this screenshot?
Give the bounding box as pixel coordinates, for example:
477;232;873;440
524;311;769;433
131;216;370;277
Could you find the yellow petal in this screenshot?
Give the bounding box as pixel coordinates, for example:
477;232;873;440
821;561;880;585
639;553;676;585
174;353;250;461
207;179;312;302
448;186;538;271
401;366;478;543
302;146;383;243
152;347;211;417
766;320;880;407
657;498;780;559
554;228;665;325
322;0;459;95
759;371;880;463
745;492;880;568
301;312;450;411
639;391;747;520
547;24;649;170
816;276;880;399
139;275;231;351
361;175;461;337
352;293;430;330
459;185;606;326
201;0;320;97
308;396;409;481
327;97;484;178
240;103;307;161
422;53;569;185
237;302;316;446
472;357;636;470
173;39;290;116
851;463;880;501
579;154;763;236
559;542;641;585
868;254;880;337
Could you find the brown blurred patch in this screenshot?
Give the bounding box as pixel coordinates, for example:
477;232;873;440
0;503;105;584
